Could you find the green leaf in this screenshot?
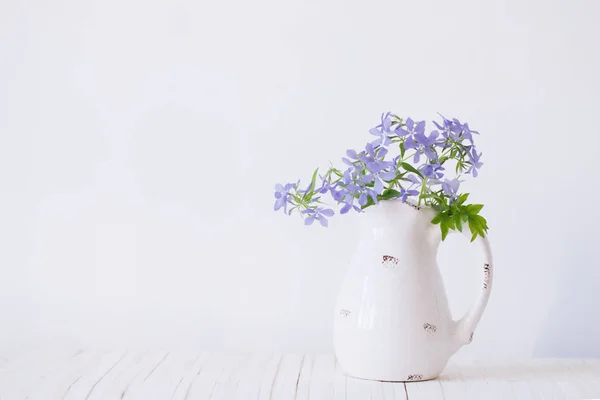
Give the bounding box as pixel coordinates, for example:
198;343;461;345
468;217;480;242
456;193;469;206
378;189;401;201
439;212;456;241
438;155;449;165
456;160;464;174
471;214;489;232
360;195;376;210
310;167;319;188
399;142;406;158
431;214;443;224
441;223;450;241
467;204;484;215
303;168;319;200
400;162;423;178
453;213;463;232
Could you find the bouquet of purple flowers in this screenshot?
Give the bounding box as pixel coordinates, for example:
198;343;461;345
274;112;488;241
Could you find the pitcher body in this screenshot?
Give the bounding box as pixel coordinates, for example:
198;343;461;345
333;200;493;381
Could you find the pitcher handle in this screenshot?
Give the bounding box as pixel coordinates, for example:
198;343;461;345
453;227;493;346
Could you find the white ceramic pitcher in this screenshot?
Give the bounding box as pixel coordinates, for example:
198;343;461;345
333;199;493;382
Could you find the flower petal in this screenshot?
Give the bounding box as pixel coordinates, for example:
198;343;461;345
320;208;334;217
304;216;316;226
395;128;410;137
367;162;382;173
369;128;381;136
379;170;396;181
404;137;418;149
406;174;421;184
319;217;329;227
274;199;284;211
415;121;426;135
374;177;384;194
340;204;351;214
358;193;368;206
383;117;392;131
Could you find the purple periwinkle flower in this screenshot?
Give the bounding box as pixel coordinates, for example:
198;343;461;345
395;117;426;137
358;143;394;175
336;167;379;207
340;202;361;214
433;115;479;144
433;116;463;141
467;148;483;177
302;207;335;227
314;174;337;194
358;189;379;206
405;129;440;163
397;188;420;203
405;174;422;185
359;147;396;194
442;178;461;203
274;112;484;228
420;161;445;180
369;111;393;147
460;121;479;143
273;183;296;214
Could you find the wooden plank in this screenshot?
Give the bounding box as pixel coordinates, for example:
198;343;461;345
333;361;406;400
61;350;127;400
344;374;378;400
169;351;213;399
1;350;600;399
574;359;600;399
256;353;285;400
405;378;445;400
27;350;105;400
93;351;148;399
295;353;315;400
268;353;304;400
437;363;470;400
332;358;348;400
234;353;275;399
210;353;253;400
138;351;203;400
168;351;209;400
87;350;169;399
0;347;83;399
301;354;335;399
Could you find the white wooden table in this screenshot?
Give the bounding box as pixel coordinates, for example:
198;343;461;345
0;349;599;399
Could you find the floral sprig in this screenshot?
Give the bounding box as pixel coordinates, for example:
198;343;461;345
273;112;489;241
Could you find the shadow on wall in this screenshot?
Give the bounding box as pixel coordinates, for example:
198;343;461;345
533;228;600;358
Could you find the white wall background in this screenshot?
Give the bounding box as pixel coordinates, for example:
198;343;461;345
1;0;599;360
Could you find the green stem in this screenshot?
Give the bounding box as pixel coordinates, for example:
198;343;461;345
418;177;428;206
